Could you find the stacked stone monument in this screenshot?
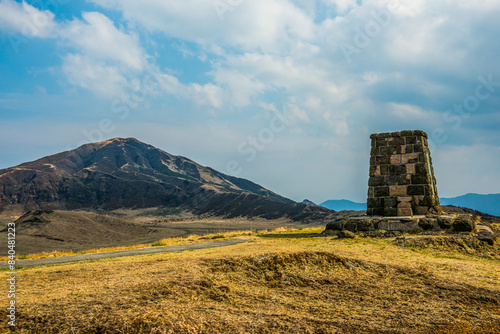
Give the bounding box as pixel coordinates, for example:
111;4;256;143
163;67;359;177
323;129;496;244
367;130;441;217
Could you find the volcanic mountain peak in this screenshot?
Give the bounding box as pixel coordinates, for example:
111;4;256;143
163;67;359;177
0;138;335;221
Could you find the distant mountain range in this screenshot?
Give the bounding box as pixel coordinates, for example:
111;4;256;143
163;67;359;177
0;138;335;222
440;194;500;217
320;200;366;212
320;194;500;216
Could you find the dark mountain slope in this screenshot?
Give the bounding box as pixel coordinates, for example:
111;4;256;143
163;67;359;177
0;138;334;222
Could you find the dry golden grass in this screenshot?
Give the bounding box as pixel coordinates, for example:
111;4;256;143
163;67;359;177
0;229;259;261
1;228;499;333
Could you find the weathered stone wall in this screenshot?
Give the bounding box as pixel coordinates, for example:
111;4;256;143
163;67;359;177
367;130;441;216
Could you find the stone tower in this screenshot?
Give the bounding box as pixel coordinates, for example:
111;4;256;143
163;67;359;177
367;130;441;217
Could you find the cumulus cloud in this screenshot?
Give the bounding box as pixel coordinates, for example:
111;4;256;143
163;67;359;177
89;0;315;52
62;54;129;99
0;0;56;37
59;12;146;71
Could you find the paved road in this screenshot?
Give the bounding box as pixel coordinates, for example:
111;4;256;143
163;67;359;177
1;238;250;269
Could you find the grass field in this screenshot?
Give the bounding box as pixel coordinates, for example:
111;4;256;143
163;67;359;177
1;227;499;333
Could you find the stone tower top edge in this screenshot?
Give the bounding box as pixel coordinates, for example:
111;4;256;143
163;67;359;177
370;130;428;140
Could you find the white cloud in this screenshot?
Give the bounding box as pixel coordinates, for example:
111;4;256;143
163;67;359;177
89;0;315;52
211;69;267;108
389;103;431;119
152;71;224;109
0;0;56;37
62;54;128;98
320;0;358;14
59;12;146;71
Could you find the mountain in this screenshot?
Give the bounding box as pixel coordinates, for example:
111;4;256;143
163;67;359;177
0;138;335;222
440;193;500;217
301;199;318;206
320;200;366;212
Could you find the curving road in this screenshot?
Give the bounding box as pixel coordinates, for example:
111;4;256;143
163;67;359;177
1;238;250;269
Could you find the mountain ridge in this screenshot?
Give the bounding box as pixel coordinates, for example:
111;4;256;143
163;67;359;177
0;138;334;222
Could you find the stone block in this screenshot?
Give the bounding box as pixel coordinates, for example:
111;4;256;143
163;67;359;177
423;185;435;196
411;174;430;185
380;165;389;176
405;145;414;153
476;225;494;237
325;221;344;231
396;145;406;154
344;220;358;232
388;137;405;146
380;146;397;156
369;166;379;177
378;219;419;232
415;163;427;175
437;217;453;229
401;130;415;136
391;131;402;137
390;155;401;164
421;195;436;207
384;208;398;216
397;208;413;216
414;206;429;215
406;136;417;144
413;144;424;152
398;196;412;203
418;218;435;230
376;138;387;147
371;147;379;156
411;195;425;206
357;220;373;231
374;133;392;139
389;185;407;196
389;164;406;175
366;208;373;216
419;152;427;162
401;153;420;164
338;230;356;239
414;130;428;138
408;185;425;195
369;176;386;187
397;201;411;208
375;187;390;197
452;215;475;232
386;175;411;186
406;164;416;174
372;208;384;216
367;197;383;209
376;155;391;165
383;197;398;208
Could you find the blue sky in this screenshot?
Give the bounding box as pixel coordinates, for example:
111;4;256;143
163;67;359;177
1;0;499;203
